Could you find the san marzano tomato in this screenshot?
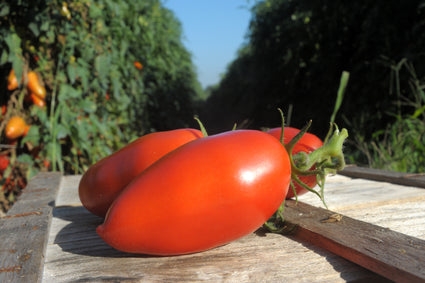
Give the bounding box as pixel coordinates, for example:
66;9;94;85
97;130;291;255
79;128;203;217
5;116;27;140
27;71;46;99
7;69;19;91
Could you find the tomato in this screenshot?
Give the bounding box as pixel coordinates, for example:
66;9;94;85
23;124;31;137
79;129;203;217
134;61;143;70
61;2;72;20
267;127;323;198
97;130;291;255
0;155;9;172
30;93;46;107
5;116;27;140
7;69;19;91
27;71;46;99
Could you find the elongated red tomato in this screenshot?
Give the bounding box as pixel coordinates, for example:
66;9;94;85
97;130;291;255
79;129;203;217
267;127;323;198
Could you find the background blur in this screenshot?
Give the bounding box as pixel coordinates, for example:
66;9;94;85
1;0;424;213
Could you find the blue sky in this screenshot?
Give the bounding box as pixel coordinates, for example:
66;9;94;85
162;1;255;89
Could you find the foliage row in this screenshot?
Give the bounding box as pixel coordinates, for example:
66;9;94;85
202;0;425;140
0;0;202;206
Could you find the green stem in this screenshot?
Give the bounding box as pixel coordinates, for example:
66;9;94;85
277;108;285;145
295;127;348;173
194;116;208;137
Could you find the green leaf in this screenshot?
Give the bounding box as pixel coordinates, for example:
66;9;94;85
67;64;76;84
75;60;90;91
79;99;97;113
5;33;24;81
56;124;69;140
0;3;10;17
40;21;49;32
5;33;21;52
0;50;8;65
28;22;40;37
31;107;48;126
21;125;40;145
17;154;34;165
95;54;111;87
58;84;81;101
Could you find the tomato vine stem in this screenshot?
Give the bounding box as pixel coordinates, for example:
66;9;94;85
193;116;208;137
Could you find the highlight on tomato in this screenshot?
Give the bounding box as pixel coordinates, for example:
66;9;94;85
79;128;203;217
267;127;323;198
97;130;291;256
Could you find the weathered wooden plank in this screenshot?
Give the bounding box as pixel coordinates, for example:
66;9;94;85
299;174;425;212
0;172;62;283
43;206;384;282
338;201;425;239
340;166;425;188
55;175;82;207
283;200;425;283
42;175;386;282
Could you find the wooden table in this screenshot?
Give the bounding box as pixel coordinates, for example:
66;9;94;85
1;167;425;282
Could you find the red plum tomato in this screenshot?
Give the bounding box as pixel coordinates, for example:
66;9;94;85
97;130;291;255
79;129;203;217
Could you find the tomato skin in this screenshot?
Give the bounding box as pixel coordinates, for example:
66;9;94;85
79;129;203;217
0;155;9;172
97;130;291;255
267;127;323;198
5;116;27;140
7;69;19;91
30;93;46;107
27;71;46;99
134;61;143;70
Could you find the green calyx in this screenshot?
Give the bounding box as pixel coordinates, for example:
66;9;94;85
265;71;350;233
264;114;349;233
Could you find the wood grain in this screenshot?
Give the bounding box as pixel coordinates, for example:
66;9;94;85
0;172;62;283
5;170;425;282
42;175;385;282
340;166;425;188
43;206;383;282
284;200;425;283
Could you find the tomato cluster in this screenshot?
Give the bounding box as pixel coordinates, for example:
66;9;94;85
1;68;48;210
8;69;47;108
79;120;348;256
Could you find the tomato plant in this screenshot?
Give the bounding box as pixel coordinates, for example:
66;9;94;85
97;130;291;255
1;0;204;215
79;128;203;217
267;127;323;198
